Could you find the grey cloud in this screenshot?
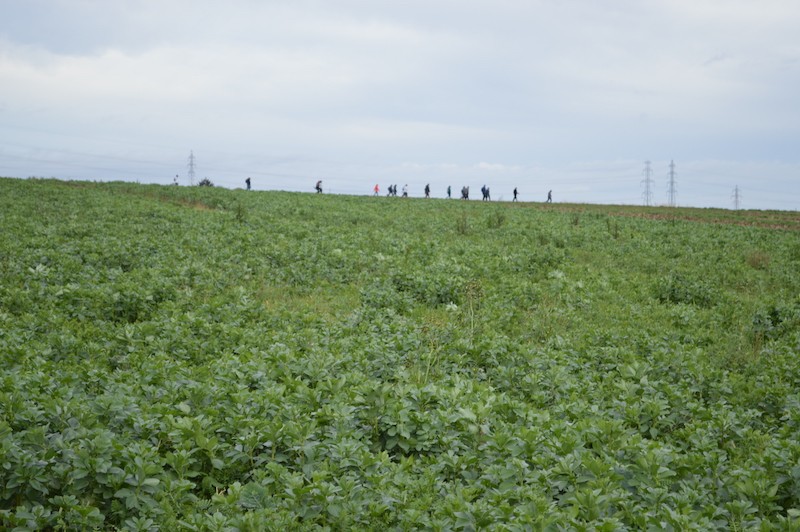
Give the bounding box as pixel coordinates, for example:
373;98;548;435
0;0;798;208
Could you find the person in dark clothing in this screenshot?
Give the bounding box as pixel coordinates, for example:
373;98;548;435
513;187;518;201
316;180;323;193
547;190;552;203
246;177;251;190
424;184;430;198
447;185;451;198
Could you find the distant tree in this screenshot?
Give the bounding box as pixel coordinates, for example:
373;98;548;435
197;178;214;187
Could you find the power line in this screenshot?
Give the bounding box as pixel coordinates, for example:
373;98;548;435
641;160;654;206
667;159;677;207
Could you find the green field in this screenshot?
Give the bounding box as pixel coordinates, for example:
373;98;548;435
2;177;800;530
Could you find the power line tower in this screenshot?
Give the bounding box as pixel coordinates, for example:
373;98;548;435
641;160;654;206
187;150;196;186
666;159;677;207
732;185;741;210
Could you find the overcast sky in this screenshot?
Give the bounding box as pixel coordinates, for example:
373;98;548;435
1;0;799;209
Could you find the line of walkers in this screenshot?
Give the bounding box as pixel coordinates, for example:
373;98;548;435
250;178;552;203
374;183;553;203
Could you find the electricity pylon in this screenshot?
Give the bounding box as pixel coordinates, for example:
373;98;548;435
642;160;654;206
187;150;196;186
666;160;677;207
732;185;741;210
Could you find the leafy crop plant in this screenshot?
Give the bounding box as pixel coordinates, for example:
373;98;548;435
1;177;800;529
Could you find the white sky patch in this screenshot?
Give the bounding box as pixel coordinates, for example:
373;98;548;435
476;162;520;172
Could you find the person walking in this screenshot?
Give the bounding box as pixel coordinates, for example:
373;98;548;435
402;184;408;197
374;184;380;196
547;190;552;203
316;180;323;193
424;184;430;198
447;185;451;199
246;177;251;190
513;187;518;201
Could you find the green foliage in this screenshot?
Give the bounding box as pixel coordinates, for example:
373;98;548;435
485;209;506;229
1;176;800;529
750;298;800;343
746;249;771;270
455;212;470;235
655;273;718;307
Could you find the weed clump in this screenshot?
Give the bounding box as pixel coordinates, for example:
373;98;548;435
745;250;770;270
750;299;800;344
655;273;717;307
486;210;506;229
456;213;470;235
233;202;247;224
